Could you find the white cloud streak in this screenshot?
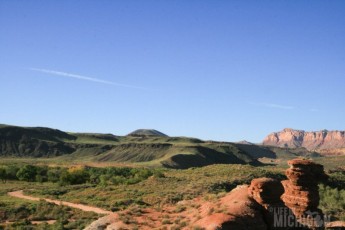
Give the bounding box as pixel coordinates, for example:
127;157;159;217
251;102;294;110
30;68;146;90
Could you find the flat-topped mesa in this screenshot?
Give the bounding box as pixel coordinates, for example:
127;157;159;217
281;159;328;229
263;128;345;151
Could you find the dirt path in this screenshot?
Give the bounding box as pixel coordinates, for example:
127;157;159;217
8;190;112;215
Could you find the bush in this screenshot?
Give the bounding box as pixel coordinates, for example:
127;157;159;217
0;168;7;182
48;168;63;183
5;165;20;180
0;163;159;187
319;184;345;221
16;165;37;182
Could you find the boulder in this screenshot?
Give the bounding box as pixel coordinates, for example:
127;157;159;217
248;177;284;208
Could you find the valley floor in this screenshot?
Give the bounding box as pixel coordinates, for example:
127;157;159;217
0;156;344;229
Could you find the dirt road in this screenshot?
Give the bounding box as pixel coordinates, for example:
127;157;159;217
8;190;112;215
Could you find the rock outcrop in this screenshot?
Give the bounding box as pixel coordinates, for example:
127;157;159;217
248;177;285;209
281;159;327;229
263;128;345;151
211;159;328;229
195;185;268;230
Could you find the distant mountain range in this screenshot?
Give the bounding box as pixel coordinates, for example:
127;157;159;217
1;124;344;168
263;128;345;155
0;124;279;168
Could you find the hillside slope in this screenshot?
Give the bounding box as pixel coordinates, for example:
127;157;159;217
0;124;76;157
0;124;271;168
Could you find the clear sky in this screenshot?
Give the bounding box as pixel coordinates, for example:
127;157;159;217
1;1;344;143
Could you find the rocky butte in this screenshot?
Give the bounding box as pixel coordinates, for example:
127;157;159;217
263;128;345;153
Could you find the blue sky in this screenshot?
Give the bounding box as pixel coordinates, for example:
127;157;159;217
0;1;344;142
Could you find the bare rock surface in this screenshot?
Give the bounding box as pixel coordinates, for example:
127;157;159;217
248;177;284;208
281;159;327;229
263;128;345;152
84;214;118;230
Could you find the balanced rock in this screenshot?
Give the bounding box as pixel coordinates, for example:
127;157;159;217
281;159;327;229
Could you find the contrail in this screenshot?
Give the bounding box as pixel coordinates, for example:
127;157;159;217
261;103;294;110
250;102;294;110
30;68;146;90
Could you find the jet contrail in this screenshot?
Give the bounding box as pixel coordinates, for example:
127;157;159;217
250;102;294;110
30;68;146;90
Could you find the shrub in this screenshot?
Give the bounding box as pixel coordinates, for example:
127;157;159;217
0;168;7;182
16;165;37;182
319;184;345;221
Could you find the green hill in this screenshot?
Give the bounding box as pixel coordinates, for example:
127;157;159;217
0;124;308;168
0;124;76;157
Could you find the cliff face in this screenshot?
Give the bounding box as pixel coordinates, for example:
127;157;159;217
263;128;345;151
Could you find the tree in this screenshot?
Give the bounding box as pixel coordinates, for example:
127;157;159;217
59;171;72;186
16;165;37;182
48;168;62;183
59;169;89;185
35;166;48;183
0;167;7;183
6;165;20;180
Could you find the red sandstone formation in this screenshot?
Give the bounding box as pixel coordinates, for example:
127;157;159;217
248;177;284;209
195;185;268;230
248;177;304;230
263;128;345;152
217;159;328;229
198;177;297;230
281;159;327;229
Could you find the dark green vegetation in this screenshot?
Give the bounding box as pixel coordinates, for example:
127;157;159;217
319;184;345;221
0;164;164;186
319;167;345;221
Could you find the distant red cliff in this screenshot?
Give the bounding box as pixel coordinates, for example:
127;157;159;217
263;128;345;152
